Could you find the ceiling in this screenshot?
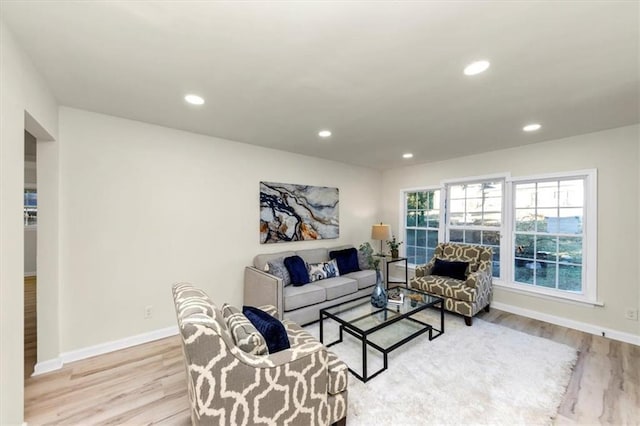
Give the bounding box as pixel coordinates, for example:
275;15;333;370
2;1;638;170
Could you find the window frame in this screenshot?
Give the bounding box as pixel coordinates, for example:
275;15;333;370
397;169;598;306
398;186;442;267
442;173;509;279
501;169;598;305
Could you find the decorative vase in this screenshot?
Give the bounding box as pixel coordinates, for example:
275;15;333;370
391;249;399;258
371;269;387;308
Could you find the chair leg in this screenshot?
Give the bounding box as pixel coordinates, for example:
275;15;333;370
484;304;490;313
332;416;347;426
464;316;472;326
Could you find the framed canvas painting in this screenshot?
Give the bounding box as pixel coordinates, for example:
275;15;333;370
260;181;339;244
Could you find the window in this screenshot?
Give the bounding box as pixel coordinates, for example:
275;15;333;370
24;188;37;226
446;180;503;278
399;169;596;304
404;189;440;266
513;178;587;294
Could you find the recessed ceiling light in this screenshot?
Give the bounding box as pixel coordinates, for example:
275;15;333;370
464;60;490;76
318;130;332;138
523;123;542;132
184;94;205;105
402;153;414;159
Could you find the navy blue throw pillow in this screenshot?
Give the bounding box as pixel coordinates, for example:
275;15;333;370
243;306;290;354
431;258;469;281
329;248;361;275
284;255;310;286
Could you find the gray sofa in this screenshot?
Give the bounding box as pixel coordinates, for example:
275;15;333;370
244;245;376;325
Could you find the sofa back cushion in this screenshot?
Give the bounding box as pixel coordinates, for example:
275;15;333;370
432;242;493;274
434;243;479;272
254;251;296;271
296;248;329;265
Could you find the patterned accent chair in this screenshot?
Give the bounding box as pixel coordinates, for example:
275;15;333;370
409;243;493;326
172;283;348;426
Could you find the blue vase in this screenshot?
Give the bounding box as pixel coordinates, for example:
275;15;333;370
371;269;387;308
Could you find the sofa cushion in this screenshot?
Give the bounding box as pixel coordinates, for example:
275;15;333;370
296;248;329;265
284;255;310;286
267;257;292;286
432;258;468;281
313;276;358;300
411;275;476;302
283;283;326;311
221;304;268;355
343;269;377;290
308;259;340;282
243;306;291;354
329;248;360;275
254;251;296;271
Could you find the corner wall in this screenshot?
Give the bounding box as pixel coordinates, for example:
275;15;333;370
0;20;58;425
382;125;640;339
57;107;381;353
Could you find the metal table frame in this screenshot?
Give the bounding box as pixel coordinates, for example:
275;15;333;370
319;291;444;382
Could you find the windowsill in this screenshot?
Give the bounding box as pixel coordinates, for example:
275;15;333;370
24;225;37;231
493;280;603;307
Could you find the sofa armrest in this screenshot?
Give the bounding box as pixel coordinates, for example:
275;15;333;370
465;269;492;292
244;267;284;320
415;258;435;277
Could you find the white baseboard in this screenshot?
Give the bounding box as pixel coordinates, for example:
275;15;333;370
32;325;179;375
491;301;640;346
24;271;36;277
32;358;63;376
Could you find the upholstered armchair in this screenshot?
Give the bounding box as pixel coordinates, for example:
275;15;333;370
409;243;493;326
172;283;348;426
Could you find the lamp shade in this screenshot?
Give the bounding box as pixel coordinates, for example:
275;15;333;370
371;223;391;241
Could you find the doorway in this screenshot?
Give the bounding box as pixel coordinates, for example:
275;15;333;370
24;130;37;378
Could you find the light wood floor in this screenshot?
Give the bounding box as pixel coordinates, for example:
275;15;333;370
25;276;37;379
24;309;639;425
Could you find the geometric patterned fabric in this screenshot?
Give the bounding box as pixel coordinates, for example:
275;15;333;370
410;243;493;321
221;303;268;355
172;282;348;425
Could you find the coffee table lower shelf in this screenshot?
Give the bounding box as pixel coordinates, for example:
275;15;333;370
319;291;444;383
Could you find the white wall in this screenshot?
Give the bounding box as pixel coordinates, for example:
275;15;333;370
57;107;381;352
0;20;58;426
382;125;640;337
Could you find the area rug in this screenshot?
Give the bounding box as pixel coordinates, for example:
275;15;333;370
304;310;577;425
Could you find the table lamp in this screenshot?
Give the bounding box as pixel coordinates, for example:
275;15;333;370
371;223;391;256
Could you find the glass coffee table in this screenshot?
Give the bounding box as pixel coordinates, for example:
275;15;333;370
319;287;444;382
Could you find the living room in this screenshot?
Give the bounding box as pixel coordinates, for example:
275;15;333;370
1;1;638;425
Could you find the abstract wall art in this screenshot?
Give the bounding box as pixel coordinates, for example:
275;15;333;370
260;181;339;244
